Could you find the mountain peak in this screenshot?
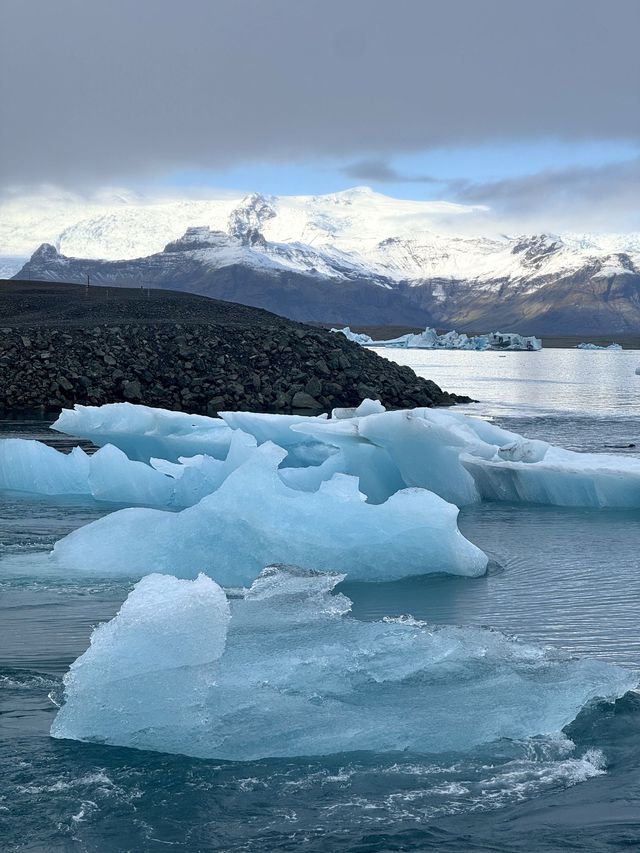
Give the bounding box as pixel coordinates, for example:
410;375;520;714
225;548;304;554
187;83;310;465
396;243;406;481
228;193;276;244
32;243;60;260
163;227;233;253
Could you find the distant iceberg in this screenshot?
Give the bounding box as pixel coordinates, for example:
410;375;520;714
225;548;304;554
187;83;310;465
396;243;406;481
50;566;634;761
576;342;623;351
331;326;542;351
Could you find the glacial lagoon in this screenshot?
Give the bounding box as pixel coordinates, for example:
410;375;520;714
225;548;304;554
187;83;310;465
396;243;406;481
1;346;639;852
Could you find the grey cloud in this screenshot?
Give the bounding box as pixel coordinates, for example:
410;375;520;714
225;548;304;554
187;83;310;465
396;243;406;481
1;0;639;188
449;159;640;232
343;159;438;184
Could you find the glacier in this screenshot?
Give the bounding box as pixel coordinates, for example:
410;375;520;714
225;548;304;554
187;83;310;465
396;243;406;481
4;187;639;293
51;566;636;761
332;326;542;351
51;440;487;584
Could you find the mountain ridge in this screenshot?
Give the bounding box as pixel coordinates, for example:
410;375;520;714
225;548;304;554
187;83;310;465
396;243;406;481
8;188;640;333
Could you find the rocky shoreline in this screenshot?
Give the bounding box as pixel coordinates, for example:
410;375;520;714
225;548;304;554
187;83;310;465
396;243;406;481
1;322;469;418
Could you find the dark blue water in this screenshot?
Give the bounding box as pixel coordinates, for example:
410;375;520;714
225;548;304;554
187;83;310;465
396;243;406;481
2;347;640;853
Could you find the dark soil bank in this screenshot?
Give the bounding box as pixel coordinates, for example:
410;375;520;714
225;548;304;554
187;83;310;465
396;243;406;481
0;281;468;414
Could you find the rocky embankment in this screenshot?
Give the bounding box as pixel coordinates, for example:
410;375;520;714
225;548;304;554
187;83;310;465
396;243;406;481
1;281;468;414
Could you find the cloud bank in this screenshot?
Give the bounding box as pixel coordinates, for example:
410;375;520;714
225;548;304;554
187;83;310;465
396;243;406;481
1;0;638;188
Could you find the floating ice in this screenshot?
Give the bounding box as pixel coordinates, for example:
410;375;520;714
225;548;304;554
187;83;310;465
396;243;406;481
52;402;233;463
293;407;640;509
576;342;623;350
0;431;259;509
52;441;487;583
331;326;541;351
219;409;328;448
51;572;231;757
0;439;91;495
49;402;640;511
329;326;374;345
51;566;635;761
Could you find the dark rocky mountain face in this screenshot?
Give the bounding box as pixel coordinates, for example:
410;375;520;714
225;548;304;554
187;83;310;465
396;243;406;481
14;242;436;326
13;235;640;334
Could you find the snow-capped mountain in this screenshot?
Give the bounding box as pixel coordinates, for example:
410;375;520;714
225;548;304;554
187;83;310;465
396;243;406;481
6;188;640;332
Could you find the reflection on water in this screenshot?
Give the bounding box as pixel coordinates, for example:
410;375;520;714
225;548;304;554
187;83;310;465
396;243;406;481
373;346;640;417
346;503;640;673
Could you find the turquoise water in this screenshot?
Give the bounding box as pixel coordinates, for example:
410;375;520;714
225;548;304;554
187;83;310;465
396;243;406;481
1;348;640;851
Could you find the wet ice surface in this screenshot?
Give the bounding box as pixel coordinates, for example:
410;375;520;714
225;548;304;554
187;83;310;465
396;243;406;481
2;347;640;851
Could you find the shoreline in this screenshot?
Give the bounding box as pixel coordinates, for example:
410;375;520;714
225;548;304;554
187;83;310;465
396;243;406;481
1;282;470;415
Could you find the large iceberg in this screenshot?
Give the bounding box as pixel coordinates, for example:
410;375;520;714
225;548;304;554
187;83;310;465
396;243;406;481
51;567;635;761
52;440;487;583
9;401;640;519
292;407;640;509
331;326;541;351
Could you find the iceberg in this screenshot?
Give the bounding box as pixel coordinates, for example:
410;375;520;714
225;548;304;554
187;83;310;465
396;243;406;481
52;440;488;584
52;402;234;463
51;566;635;761
576;342;623;351
48;401;640;511
0;439;91;495
293;406;640;509
0;431;260;509
329;326;375;345
331;326;542;351
51;573;231;757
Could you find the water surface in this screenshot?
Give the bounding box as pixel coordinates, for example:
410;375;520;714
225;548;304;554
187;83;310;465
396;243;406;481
1;349;640;851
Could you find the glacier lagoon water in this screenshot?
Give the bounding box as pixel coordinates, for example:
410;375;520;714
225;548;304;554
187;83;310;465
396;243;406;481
1;348;640;851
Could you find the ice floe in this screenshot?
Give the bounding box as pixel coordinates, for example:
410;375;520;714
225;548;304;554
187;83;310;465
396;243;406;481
52;440;487;583
50;566;635;761
332;326;542;351
576;342;623;350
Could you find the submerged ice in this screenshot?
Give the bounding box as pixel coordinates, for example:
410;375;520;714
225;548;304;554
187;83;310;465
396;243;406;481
51;567;635;761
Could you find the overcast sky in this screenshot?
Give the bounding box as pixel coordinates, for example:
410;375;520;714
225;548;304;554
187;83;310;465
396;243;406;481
1;0;638;232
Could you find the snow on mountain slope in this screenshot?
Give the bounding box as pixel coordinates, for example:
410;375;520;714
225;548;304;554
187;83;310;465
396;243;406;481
4;187;639;297
164;226;390;283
